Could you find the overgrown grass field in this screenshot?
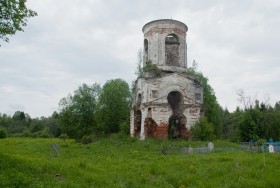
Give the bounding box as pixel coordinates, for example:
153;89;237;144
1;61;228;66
0;136;279;187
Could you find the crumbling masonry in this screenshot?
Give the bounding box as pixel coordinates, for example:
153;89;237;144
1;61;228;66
130;19;203;140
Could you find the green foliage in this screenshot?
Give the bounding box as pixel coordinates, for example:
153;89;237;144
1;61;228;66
12;111;26;121
1;138;280;187
0;113;12;128
0;128;7;138
81;135;95;144
38;127;51;138
119;121;130;135
29;120;43;133
0;111;60;138
21;130;32;137
143;60;161;76
239;108;260;142
191;117;214;141
59;134;69;142
0;0;37;45
239;103;280;142
41;116;60;137
187;64;223;138
256;138;266;146
221;98;280;142
96;79;131;134
59;83;101;140
221;108;241;141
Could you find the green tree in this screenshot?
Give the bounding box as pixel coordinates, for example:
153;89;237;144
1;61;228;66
7;111;29;134
191;117;214;141
239;108;260;142
12;111;25;121
0;128;7;138
59;83;101;140
0;113;12;128
96;79;131;134
222;108;242;141
45;112;60;137
234;91;280;142
261;111;278;141
0;0;37;45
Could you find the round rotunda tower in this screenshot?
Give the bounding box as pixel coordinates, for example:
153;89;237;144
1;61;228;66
142;19;188;72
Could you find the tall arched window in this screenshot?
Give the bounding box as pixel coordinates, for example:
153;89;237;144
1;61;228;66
144;39;148;62
137;94;142;104
165;34;179;66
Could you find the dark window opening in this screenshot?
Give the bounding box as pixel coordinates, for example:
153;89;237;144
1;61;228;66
134;110;142;136
144;39;148;62
148;107;152;118
165;34;179;66
137;94;142;104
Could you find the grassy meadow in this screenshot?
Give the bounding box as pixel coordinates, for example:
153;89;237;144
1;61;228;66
0;136;280;188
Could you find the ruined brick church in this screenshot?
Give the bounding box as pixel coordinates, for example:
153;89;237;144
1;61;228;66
130;19;203;140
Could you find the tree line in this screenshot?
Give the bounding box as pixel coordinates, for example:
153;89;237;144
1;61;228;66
0;79;131;142
0;70;279;143
188;63;280;142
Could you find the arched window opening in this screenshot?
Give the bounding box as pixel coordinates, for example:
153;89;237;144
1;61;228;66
165;34;179;66
148;107;152;118
144;39;148;62
137;94;142;104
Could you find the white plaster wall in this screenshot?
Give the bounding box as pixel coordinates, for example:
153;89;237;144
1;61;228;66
132;73;202;131
130;110;134;136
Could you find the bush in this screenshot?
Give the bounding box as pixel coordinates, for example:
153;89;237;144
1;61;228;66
81;135;94;144
38;132;51;138
22;130;32;137
0;129;7;139
119;122;130;135
12;130;31;138
59;134;69;142
31;132;40;138
191;117;214;141
38;128;51;138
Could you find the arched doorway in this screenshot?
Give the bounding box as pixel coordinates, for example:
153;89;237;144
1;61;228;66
167;91;183;115
167;91;188;138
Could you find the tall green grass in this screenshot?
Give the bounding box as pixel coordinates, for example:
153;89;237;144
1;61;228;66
0;136;279;187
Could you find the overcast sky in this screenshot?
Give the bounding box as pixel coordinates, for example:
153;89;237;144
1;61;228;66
1;0;280;118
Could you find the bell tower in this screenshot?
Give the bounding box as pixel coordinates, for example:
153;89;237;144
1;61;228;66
142;19;188;72
130;19;203;140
